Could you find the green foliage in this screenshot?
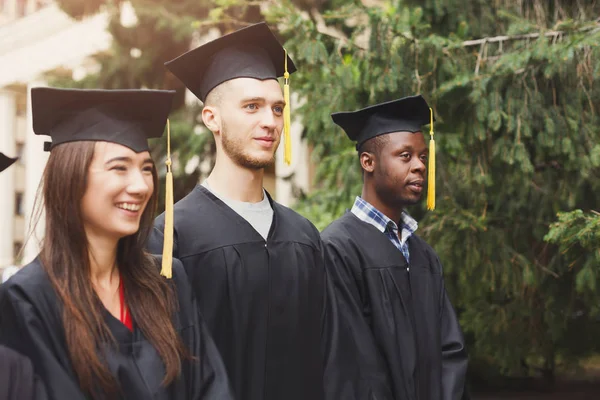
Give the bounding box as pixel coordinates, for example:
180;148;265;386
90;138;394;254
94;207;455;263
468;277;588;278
546;210;600;252
268;0;600;376
543;210;600;363
545;210;600;295
51;0;600;381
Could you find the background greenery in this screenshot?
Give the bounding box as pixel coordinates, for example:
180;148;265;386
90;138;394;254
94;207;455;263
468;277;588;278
53;0;600;388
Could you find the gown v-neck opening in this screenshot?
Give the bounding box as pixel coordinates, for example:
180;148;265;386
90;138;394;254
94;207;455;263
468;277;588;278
197;185;277;243
118;275;133;331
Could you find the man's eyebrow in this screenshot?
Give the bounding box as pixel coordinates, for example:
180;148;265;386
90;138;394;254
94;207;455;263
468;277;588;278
240;97;286;106
240;97;266;103
394;145;414;151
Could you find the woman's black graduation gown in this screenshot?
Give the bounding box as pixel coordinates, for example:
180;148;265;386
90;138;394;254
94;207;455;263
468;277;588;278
148;185;326;400
0;257;233;400
321;212;469;400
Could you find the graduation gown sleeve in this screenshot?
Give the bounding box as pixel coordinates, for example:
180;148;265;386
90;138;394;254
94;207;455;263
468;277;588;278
0;274;87;400
438;267;469;400
170;259;234;399
321;240;394;400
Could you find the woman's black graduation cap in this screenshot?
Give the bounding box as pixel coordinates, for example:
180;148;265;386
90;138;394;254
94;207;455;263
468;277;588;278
31;87;175;152
0;153;17;173
331;95;439;210
164;22;296;102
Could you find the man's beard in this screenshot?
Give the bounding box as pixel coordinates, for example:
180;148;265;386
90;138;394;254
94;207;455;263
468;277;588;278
220;122;276;170
374;171;422;213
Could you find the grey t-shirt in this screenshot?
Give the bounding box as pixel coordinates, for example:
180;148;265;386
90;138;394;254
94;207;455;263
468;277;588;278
202;181;273;240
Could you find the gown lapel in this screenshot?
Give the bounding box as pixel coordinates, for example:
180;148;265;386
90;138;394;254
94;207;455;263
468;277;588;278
102;309;167;398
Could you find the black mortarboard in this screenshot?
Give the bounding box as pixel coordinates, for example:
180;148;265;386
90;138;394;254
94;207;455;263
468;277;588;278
31;88;176;153
165;22;297;102
0;153;17;173
331;95;433;149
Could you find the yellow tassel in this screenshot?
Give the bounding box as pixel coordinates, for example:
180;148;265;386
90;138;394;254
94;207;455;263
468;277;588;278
426;107;436;211
283;48;292;166
161;119;173;279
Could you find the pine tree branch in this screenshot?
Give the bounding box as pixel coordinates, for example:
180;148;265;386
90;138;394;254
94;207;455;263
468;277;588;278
474;40;486;75
537;264;560;279
459;23;600;47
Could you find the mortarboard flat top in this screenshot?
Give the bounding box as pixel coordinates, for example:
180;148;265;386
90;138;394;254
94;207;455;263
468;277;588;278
331;95;433;149
165;22;297;102
0;153;17;173
32;87;175;153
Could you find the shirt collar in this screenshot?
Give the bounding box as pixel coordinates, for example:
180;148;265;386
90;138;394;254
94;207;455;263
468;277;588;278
350;196;418;235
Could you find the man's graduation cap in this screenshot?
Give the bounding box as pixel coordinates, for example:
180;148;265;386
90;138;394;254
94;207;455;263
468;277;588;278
31;87;177;278
331;95;438;210
0;153;17;173
165;22;296;165
165;22;296;102
31;88;175;153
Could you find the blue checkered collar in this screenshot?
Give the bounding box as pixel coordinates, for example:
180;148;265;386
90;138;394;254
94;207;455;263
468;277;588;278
350;196;418;243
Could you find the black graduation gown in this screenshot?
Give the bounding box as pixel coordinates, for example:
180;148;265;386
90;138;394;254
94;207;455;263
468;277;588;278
148;185;326;400
321;212;469;400
0;257;233;400
0;345;47;400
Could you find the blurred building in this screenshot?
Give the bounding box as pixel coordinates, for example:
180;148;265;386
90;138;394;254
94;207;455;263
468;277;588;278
0;0;312;274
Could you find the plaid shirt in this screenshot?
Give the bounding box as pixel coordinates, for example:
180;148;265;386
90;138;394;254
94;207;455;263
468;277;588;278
351;196;418;264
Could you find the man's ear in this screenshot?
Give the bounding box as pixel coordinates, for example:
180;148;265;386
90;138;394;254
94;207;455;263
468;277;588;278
360;151;376;173
201;106;220;133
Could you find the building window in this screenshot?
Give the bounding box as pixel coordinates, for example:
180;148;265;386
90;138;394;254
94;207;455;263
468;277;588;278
15;192;24;216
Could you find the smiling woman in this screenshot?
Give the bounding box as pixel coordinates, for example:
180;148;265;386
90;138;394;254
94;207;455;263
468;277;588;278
0;88;233;400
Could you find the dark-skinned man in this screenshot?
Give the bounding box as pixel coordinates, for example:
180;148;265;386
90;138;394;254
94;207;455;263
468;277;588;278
321;95;469;400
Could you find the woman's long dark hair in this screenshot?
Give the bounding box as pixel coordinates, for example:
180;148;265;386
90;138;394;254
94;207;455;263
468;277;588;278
36;141;184;397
